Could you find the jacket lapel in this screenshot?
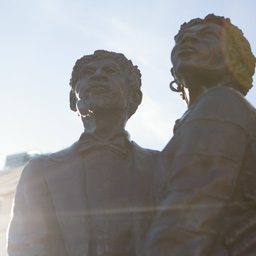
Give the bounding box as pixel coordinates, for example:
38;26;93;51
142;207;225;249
44;143;90;256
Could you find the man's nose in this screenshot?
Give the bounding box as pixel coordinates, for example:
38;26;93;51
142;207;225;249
94;68;102;76
91;68;108;81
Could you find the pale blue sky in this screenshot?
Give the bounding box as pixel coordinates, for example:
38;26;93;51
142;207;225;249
1;0;256;169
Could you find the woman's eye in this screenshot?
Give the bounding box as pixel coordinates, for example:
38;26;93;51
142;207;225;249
202;31;217;37
175;32;186;42
175;35;183;42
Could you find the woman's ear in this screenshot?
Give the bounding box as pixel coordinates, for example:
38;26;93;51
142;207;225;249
69;90;77;112
171;67;175;78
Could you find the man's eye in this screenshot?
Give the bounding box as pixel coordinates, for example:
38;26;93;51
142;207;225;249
80;69;94;78
106;67;119;75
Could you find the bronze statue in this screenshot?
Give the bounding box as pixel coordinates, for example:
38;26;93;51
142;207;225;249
146;14;256;255
7;50;163;256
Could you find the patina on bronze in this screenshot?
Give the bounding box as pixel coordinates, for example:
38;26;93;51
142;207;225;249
146;14;256;256
7;50;163;256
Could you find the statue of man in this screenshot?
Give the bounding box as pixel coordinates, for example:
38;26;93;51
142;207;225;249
146;14;256;256
8;50;162;256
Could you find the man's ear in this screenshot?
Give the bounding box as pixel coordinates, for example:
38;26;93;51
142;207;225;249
69;90;77;112
128;88;142;118
132;88;142;106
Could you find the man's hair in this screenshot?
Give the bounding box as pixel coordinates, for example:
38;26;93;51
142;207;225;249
69;50;142;118
175;14;256;95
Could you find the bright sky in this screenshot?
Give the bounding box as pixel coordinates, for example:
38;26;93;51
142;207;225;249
1;0;256;169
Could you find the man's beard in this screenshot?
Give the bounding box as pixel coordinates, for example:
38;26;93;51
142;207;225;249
77;93;126;117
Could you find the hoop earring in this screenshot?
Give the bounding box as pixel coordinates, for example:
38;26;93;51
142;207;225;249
169;80;182;92
169;80;186;100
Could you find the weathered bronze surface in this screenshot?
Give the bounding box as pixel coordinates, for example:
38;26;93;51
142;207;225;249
146;14;256;256
7;14;256;256
7;50;163;256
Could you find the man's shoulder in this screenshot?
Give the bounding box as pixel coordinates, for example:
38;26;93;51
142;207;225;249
131;141;160;172
24;142;79;171
47;142;79;162
132;141;159;156
25;141;159;171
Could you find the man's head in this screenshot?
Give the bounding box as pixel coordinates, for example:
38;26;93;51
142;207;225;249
69;50;142;119
171;14;256;96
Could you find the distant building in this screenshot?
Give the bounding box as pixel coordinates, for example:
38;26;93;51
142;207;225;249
4;150;41;170
0;150;42;256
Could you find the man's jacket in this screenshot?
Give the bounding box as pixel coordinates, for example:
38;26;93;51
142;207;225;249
8;141;162;256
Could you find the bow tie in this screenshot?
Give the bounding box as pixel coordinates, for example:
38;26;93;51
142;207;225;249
77;132;131;159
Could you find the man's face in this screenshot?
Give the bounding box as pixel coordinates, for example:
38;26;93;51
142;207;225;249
171;22;227;84
74;58;130;117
